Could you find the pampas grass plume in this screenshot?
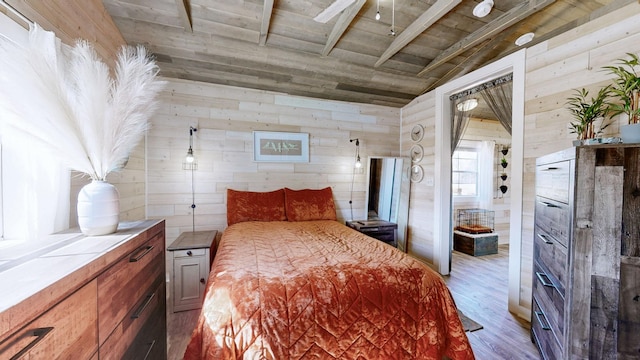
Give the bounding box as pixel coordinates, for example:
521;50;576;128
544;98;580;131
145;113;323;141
0;24;165;180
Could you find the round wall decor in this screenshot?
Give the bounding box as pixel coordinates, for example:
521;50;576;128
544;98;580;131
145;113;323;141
410;144;424;163
410;164;424;183
410;124;424;142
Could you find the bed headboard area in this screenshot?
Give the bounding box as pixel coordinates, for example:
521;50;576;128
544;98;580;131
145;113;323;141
226;187;337;226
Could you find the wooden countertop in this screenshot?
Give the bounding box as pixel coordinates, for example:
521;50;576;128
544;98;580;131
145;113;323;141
0;219;164;342
167;230;217;251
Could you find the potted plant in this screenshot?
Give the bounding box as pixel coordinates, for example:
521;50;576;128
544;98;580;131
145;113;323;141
0;25;165;235
500;173;508;181
501;157;508;168
566;86;611;145
603;53;640;143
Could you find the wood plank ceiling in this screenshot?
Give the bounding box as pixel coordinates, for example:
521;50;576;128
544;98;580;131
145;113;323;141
102;0;626;108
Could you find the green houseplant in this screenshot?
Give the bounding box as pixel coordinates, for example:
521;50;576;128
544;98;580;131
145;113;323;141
603;53;640;123
566;86;611;143
603;53;640;142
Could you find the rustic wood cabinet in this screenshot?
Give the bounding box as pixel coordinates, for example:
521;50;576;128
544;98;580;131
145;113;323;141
533;145;640;359
0;220;166;360
167;230;217;312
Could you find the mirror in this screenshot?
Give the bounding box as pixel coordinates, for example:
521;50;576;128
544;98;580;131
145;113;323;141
364;156;411;252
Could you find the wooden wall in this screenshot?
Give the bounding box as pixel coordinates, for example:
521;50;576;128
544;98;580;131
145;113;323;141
5;0;125;65
148;78;401;243
400;92;437;261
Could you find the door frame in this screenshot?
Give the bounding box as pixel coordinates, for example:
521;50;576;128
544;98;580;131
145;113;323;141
433;49;529;318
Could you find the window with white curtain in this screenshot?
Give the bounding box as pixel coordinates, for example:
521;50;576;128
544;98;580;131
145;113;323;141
0;12;70;245
452;139;495;210
452;147;478;197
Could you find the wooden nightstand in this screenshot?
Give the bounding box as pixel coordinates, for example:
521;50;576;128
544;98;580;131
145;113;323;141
167;230;217;312
346;220;397;247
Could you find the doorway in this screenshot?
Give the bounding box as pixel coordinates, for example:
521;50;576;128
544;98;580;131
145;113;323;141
433;50;529;319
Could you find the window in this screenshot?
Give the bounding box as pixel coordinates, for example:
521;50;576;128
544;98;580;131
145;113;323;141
452;147;478;197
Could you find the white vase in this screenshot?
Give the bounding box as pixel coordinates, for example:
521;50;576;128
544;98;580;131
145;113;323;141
620;123;640;144
77;180;120;236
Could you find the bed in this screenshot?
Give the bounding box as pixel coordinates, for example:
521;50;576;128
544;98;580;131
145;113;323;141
183;188;474;359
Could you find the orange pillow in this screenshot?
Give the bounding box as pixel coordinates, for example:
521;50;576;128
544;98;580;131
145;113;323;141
226;189;287;225
284;187;337;221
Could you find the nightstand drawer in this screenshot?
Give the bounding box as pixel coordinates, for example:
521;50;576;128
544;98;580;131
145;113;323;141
174;248;206;258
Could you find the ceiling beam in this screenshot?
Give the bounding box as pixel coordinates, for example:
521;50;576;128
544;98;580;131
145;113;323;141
374;0;461;68
321;0;366;56
417;0;556;77
259;0;275;46
174;0;192;32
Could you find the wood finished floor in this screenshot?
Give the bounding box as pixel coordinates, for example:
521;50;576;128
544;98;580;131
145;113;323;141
166;244;540;359
445;245;540;359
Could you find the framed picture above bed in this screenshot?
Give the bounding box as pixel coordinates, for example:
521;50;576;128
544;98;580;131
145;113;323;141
253;131;309;162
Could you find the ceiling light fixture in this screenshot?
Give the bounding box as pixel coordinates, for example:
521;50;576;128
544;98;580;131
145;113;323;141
457;98;478;112
473;0;494;18
313;0;356;23
515;32;535;46
375;0;380;20
389;0;396;36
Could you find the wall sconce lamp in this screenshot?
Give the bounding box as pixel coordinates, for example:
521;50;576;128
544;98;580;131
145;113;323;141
350;138;362;169
184;126;197;168
184;126;197;232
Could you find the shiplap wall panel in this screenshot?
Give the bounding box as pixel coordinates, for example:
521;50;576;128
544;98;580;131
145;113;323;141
401;92;437;263
149;78;400;243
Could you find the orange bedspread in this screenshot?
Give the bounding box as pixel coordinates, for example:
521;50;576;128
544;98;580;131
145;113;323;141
184;221;474;359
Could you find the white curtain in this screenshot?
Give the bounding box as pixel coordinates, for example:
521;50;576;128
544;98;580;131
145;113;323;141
1;133;70;241
477;140;495;210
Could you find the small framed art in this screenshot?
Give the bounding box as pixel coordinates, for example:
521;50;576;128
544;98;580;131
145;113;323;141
253;131;310;162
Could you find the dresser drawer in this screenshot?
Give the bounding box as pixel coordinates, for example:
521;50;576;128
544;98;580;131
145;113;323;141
532;296;563;360
533;227;568;295
99;278;165;360
97;229;165;345
0;280;98;359
535;197;570;248
533;260;565;339
536;160;571;204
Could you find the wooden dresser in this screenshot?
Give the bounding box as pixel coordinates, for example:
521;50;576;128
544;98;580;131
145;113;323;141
0;220;166;359
533;145;640;359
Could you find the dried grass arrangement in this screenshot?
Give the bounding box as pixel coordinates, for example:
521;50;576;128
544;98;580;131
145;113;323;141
0;24;165;180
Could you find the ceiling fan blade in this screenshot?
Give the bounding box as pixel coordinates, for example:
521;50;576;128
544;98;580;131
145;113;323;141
313;0;357;23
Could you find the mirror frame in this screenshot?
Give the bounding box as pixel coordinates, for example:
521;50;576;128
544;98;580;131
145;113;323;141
364;156;411;252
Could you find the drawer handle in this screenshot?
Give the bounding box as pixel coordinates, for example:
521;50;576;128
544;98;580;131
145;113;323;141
10;327;54;360
536;271;555;288
539;201;559;208
534;310;552;331
187;250;193;256
129;245;154;262
131;293;155;319
541;166;559;171
200;278;206;284
537;233;553;245
143;340;156;360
